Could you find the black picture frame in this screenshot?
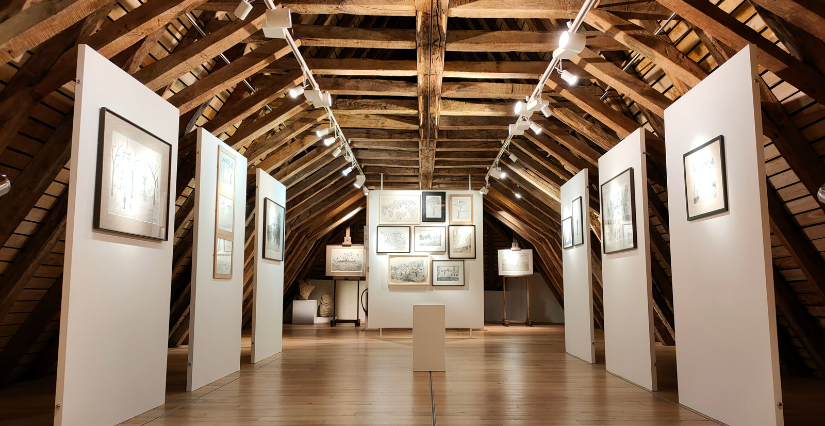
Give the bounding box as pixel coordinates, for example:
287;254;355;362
572;196;584;246
262;197;286;261
448;225;476;259
683;135;729;221
376;225;411;253
600;167;637;254
421;191;446;222
562;217;573;249
94;107;172;241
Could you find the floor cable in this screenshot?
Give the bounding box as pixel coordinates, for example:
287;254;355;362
429;371;436;426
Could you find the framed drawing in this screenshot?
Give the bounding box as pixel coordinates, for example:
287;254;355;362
497;249;533;277
214;237;233;279
562;217;573;249
421;191;446;222
94;107;172;240
216;194;234;233
218;146;236;198
432;260;464;286
448;225;476;259
683;135;728;221
600;167;637;254
449;194;473;224
572;196;584;246
413;226;446;253
263;198;285;261
325;245;365;277
387;255;430;286
378;194;420;224
376;226;410;253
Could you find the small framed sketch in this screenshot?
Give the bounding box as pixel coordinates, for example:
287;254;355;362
497;249;533;277
376;226;410;253
263;198;285;261
326;245;366;277
218;147;236;198
421;191;446;222
216;194;234;233
432;260;465;286
448;225;476;259
388;255;430;286
94;107;172;240
683;135;728;221
562;217;573;249
600;167;637;254
214;237;233;279
449;194;473;224
413;226;446;252
572;196;584;246
379;194;420;224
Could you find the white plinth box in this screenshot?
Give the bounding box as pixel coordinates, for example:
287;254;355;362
413;304;446;372
664;45;783;426
293;300;318;324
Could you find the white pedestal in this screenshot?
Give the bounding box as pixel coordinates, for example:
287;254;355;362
413;304;446;372
292;300;318;325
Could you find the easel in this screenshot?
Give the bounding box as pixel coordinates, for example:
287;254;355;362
331;227;362;327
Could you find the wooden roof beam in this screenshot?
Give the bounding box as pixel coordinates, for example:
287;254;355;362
749;0;825;45
416;0;448;190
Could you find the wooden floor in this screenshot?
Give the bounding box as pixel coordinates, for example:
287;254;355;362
0;324;822;425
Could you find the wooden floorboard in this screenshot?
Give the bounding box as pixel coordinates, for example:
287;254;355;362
0;324;822;425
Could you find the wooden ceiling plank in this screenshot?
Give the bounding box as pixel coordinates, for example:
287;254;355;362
448;0;671;20
545;73;640;139
749;0;825;45
244;109;328;165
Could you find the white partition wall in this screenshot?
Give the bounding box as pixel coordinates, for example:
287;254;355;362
187;129;247;391
367;190;484;329
664;46;783;426
251;169;286;363
56;45;179;426
598;129;657;391
561;170;595;363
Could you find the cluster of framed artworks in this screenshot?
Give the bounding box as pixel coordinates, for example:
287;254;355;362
561;196;585;250
387;256;466;287
376;225;476;259
379;192;473;225
214;146;237;279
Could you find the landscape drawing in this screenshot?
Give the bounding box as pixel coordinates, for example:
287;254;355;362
432;260;464;286
601;168;636;253
215;237;233;276
436;265;459;281
107;130;163;225
379;195;420;224
330;248;364;273
502;252;530;272
414;226;445;252
562;217;573;249
377;226;409;253
388;256;429;284
217;194;234;233
218;149;235;192
690;148;717;205
263;198;284;260
451;227;472;253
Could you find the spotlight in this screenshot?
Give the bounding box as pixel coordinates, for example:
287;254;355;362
509;153;518;163
500;169;507;179
305;89;323;102
288;86;304;98
529;121;542;135
305;90;332;108
344;152;352;162
233;0;252;20
514;192;522;199
541;105;553;118
332;146;342;157
343;166;353;176
511;240;521;251
263;8;291;39
323;136;336;146
561;70;578;85
363;186;370;196
354;174;367;188
514;101;525;115
508;123;524;136
553;30;585;59
479;186;489;195
0;174;9;198
316;127;331;137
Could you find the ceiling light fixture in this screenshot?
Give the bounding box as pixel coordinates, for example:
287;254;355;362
323;136;336;146
479;186;489;195
332;146;342;157
553;30;585;60
363;186;370;196
508;123;524;137
354;174;367;188
343;166;353;176
234;0;253;20
509;153;518;163
514;192;522;199
262;8;291;39
514;101;525;115
561;70;579;85
541;105;553;118
316;127;331;137
529;121;542;135
288;86;304;98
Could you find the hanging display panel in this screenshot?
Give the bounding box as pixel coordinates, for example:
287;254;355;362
600;167;637;254
378;194;421;224
376;226;410;253
497;249;533;277
94;107;172;240
683;135;729;221
388;255;430;286
413;226;446;253
421;191;446;222
562;217;573;249
572;196;584;246
449;194;474;224
325;245;366;277
263;197;285;261
448;225;476;259
432;260;465;286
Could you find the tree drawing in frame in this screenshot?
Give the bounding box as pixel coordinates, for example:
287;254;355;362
413;226;446;253
572;196;584;246
325;245;365;277
683;135;729;221
214;237;233;279
432;260;464;286
387;255;430;285
421;191;446;222
217;194;234;233
218;148;235;196
378;194;421;224
600;167;637;254
497;249;533;277
562;217;573;249
94;107;171;240
448;225;476;259
449;194;473;224
263;198;285;261
376;226;410;253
